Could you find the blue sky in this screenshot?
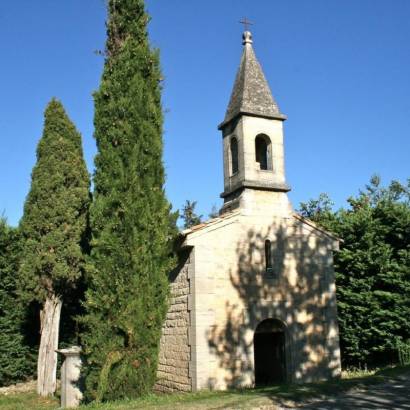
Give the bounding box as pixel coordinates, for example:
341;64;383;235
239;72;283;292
1;0;409;226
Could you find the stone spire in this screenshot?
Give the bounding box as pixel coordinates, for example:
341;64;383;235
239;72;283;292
219;31;286;129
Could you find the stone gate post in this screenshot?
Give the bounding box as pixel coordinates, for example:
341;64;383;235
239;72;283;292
56;346;82;408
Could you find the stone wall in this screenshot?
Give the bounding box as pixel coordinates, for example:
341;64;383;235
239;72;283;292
155;249;192;392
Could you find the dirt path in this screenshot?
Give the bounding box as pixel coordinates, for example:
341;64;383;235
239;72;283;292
286;373;410;410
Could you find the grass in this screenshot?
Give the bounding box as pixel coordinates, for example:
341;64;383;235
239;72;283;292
1;365;409;410
0;392;57;410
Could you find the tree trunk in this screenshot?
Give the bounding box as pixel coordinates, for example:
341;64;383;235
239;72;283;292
37;294;62;396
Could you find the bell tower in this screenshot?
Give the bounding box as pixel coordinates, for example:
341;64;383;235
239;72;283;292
219;31;292;216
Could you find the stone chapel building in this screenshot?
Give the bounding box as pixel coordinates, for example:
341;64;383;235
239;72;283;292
156;30;341;392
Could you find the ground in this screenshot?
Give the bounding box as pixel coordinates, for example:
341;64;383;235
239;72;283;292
292;372;410;410
0;366;409;410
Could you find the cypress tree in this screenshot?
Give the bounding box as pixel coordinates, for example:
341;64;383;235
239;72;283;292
0;220;34;385
81;0;176;401
19;99;90;396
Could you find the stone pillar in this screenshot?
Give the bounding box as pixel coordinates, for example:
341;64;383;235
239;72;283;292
56;347;82;408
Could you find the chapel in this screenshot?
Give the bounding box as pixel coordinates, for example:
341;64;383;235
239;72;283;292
156;30;341;392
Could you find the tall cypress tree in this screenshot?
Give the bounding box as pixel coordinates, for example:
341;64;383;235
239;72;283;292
19;99;90;396
81;0;175;401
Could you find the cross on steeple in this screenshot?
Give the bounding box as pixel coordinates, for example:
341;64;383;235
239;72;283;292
239;17;253;32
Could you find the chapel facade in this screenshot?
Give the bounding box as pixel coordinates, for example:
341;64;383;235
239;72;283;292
156;30;341;392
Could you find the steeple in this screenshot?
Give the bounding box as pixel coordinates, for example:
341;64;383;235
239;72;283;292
219;31;286;130
219;31;291;215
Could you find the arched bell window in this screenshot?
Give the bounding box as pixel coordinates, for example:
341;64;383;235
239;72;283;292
255;134;272;171
230;137;239;175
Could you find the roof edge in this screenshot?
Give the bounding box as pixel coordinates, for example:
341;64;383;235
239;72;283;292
180;210;240;236
292;213;343;242
220;180;291;198
218;111;287;130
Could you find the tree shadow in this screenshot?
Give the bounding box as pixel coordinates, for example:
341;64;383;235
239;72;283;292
206;218;341;389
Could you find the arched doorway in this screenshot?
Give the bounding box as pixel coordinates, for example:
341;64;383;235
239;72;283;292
254;319;287;385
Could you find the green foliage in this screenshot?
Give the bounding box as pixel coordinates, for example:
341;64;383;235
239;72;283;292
298;176;410;368
81;0;176;401
397;340;410;365
181;200;202;229
0;220;35;385
299;192;335;225
19;99;90;328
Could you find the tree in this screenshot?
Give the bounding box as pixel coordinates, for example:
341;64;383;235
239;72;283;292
0;219;34;386
298;176;410;368
81;0;176;401
298;192;335;225
181;200;202;229
19;99;90;396
208;204;219;219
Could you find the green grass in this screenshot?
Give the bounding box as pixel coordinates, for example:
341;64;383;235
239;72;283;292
1;365;409;410
0;392;57;410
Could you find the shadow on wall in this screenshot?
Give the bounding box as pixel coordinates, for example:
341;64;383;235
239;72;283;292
207;222;341;388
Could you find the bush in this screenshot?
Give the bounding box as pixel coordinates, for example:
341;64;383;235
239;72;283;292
0;220;35;385
397;340;410;366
